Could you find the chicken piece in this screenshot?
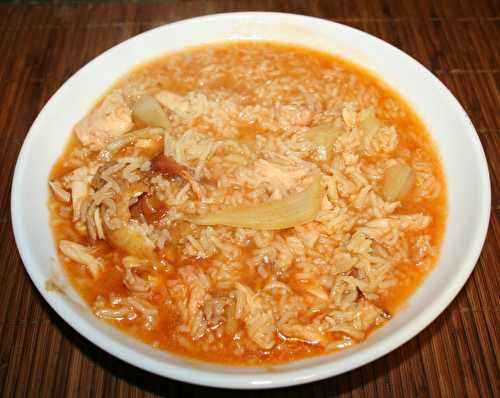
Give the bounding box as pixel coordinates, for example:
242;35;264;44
75;91;134;150
48;181;71;203
59;240;102;278
244;296;276;349
342;104;357;129
155;90;208;119
230;283;276;349
101;186;155;258
278;104;312;128
279;323;325;345
70;180;88;221
60;166;95;222
245;159;311;192
123;297;158;330
155;91;187;114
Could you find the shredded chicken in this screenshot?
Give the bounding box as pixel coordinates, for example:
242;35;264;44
279;323;325;345
59;240;102;278
75;91;134;150
155;90;208;119
123;297;158;330
244;296;276;349
70;180;89;221
122;256;151;292
48;181;71;202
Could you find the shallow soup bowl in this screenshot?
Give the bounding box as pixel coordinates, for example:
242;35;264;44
11;12;491;389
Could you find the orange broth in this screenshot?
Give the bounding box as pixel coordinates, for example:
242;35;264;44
49;42;446;365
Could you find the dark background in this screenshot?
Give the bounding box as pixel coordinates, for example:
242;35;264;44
0;1;498;397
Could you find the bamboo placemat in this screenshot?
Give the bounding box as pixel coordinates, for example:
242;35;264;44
0;1;498;396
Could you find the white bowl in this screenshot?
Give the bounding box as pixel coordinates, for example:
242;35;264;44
11;12;491;389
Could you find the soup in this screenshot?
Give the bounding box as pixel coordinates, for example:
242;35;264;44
48;42;446;365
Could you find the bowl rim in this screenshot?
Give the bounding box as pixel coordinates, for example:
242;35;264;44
11;11;491;389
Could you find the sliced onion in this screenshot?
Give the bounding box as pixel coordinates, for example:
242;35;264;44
132;94;171;129
190;175;322;230
383;164;415;201
306;123;344;162
359;110;381;149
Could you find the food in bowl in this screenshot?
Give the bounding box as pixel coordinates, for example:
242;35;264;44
48;41;446;365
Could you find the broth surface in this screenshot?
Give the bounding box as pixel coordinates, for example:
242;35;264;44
49;42;446;365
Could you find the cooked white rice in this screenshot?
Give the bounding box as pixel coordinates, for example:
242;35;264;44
48;42;445;364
